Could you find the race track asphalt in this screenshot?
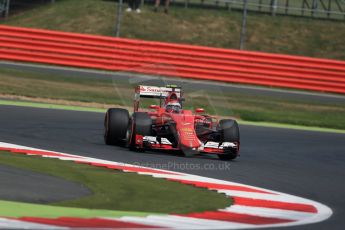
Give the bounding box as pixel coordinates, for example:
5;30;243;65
0;104;345;229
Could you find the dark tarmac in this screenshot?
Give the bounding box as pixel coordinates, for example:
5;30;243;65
0;164;91;203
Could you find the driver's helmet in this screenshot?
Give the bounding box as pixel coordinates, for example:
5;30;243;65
165;101;181;113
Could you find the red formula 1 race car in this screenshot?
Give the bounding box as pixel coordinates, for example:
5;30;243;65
104;85;240;160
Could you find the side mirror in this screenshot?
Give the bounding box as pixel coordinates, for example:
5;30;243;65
149;105;160;110
195;108;205;113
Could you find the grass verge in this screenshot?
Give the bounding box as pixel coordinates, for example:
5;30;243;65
0;200;155;218
0;67;344;130
1;0;345;60
0;151;232;214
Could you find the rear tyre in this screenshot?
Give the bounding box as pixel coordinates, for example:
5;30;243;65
217;119;240;160
104;108;129;146
127;112;152;150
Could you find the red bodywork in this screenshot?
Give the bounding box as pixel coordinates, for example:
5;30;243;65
151;109;200;149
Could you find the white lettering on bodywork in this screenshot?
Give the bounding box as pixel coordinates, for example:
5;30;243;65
204;142;219;148
143;136;158;144
161;138;173;145
221;142;237;148
205;142;236;149
143;136;172;145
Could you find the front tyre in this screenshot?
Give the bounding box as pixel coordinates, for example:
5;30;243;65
217;119;240;160
104;108;129;146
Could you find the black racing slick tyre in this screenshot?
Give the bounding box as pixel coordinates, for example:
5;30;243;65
217;119;240;160
104;108;129;146
127;112;152;150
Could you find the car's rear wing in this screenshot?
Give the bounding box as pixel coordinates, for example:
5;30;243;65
134;85;184;112
135;85;182;99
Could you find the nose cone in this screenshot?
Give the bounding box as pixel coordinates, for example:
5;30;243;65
180;133;200;148
170;111;201;149
178;125;201;149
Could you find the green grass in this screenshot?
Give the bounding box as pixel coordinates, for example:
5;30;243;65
0;99;107;113
0;200;156;218
188;92;345;129
0;67;132;106
1;0;345;60
1;67;344;130
0;151;231;214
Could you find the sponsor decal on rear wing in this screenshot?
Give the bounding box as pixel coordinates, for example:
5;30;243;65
135;85;182;99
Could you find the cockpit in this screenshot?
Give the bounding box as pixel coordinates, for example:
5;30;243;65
165;102;181;113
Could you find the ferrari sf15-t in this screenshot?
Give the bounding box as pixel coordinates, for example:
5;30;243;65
104;85;240;160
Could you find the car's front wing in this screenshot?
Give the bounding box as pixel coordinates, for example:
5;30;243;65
134;135;238;154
